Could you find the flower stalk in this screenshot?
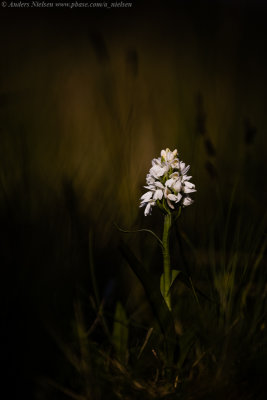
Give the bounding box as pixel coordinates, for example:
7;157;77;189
162;212;172;310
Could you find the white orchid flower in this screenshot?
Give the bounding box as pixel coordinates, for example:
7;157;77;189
182;197;193;207
161;148;177;163
140;148;196;215
173;179;182;193
170;159;180;169
140;192;155;216
143;199;156;216
180;161;190;175
151;157;162;166
168;192;182;204
140;181;164;215
182;175;192;181
140;191;153;202
150;164;168;179
164;187;175;209
165;177;176;188
183;181;196;194
146;174;155;185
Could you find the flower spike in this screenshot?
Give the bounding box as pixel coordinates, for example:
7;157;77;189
140;148;196;216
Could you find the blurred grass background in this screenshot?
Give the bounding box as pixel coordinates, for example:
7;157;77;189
0;0;266;398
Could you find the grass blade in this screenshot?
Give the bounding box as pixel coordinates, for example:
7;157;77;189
112;301;129;365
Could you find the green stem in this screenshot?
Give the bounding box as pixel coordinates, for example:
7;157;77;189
162;213;172;310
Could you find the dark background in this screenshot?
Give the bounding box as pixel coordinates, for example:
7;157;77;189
0;0;266;398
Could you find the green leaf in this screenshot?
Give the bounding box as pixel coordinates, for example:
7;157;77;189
171;269;180;286
175;270;215;304
160;269;181;298
112;301;129;365
137;327;154;360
